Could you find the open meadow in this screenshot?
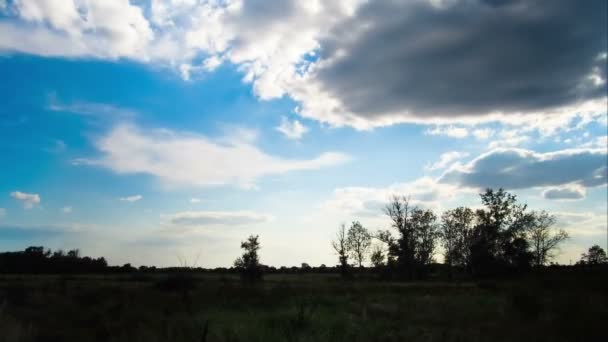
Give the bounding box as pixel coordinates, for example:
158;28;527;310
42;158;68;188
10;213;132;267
1;271;606;342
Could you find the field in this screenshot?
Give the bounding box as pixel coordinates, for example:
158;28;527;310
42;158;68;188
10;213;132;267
0;272;606;342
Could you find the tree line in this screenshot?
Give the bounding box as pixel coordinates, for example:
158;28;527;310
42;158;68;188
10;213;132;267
1;188;606;278
330;188;605;279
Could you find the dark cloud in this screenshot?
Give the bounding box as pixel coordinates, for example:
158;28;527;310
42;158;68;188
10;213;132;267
439;148;607;189
543;187;585;200
314;0;607;119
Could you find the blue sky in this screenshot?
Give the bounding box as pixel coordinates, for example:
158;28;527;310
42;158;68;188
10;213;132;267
0;0;606;267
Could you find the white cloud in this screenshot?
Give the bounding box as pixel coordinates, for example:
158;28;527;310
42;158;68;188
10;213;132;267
61;206;73;213
553;211;607;237
472;128;494;140
190;198;201;203
0;208;5;218
425;126;469;138
2;0;153;59
426;151;469;171
322;177;462;217
79;124;350;189
10;191;41;209
276;116;308;140
165;210;273;226
488;129;530;148
2;1;605;133
120;195;143;202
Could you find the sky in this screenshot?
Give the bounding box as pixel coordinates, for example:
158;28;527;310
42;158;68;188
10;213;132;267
0;0;606;268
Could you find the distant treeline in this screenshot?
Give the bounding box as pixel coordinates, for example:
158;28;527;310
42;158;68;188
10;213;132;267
1;188;607;277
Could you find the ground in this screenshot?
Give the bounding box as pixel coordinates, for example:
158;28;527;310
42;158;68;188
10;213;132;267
0;272;606;341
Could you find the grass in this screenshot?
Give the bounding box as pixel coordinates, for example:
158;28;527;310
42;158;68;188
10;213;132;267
0;272;605;341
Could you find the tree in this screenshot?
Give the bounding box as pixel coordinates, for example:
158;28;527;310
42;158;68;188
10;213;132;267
384;195;416;278
471;188;535;275
440;207;475;274
234;235;263;281
332;224;350;276
384;196;439;278
410;208;439;266
528;211;568;266
580;245;608;264
346;221;372;267
370;245;385;268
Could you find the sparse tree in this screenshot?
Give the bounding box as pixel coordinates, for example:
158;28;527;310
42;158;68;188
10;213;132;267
528;211;568;266
234;235;262;281
332;224;350;276
580;245;608;264
346;221;372;267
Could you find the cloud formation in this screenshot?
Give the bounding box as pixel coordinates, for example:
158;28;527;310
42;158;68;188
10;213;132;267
542;185;586;200
276;117;308;140
322;177;461;217
10;191;41;209
440;147;608;190
293;0;607;128
167;210;273;226
426;151;469;171
120;195;143;202
81;124;350;188
4;1;603;129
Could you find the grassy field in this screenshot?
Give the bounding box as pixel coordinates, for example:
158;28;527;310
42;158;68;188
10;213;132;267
0;272;606;342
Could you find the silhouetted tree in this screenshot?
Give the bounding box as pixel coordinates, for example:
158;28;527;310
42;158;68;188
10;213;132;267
410;208;439;267
528;211;568;266
346;221;371;267
441;207;475;276
384;195;417;278
579;245;608;264
375;229;397;265
234;235;263;281
370;245;385;268
332;224;350;276
384;196;439;278
471;188;535;275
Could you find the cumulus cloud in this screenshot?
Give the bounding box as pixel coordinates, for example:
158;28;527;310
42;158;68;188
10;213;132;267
322;177;461;217
1;0;153;59
276;116;308;140
120;195;143;202
62;206;73;213
2;0;605;130
426;151;469;171
190;198;201;204
292;0;607;128
440;147;608;190
10;191;41;209
166;210;273;226
79;124;350;189
542;185;586;200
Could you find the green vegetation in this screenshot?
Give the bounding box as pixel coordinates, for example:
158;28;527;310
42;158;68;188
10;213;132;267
0;272;606;342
